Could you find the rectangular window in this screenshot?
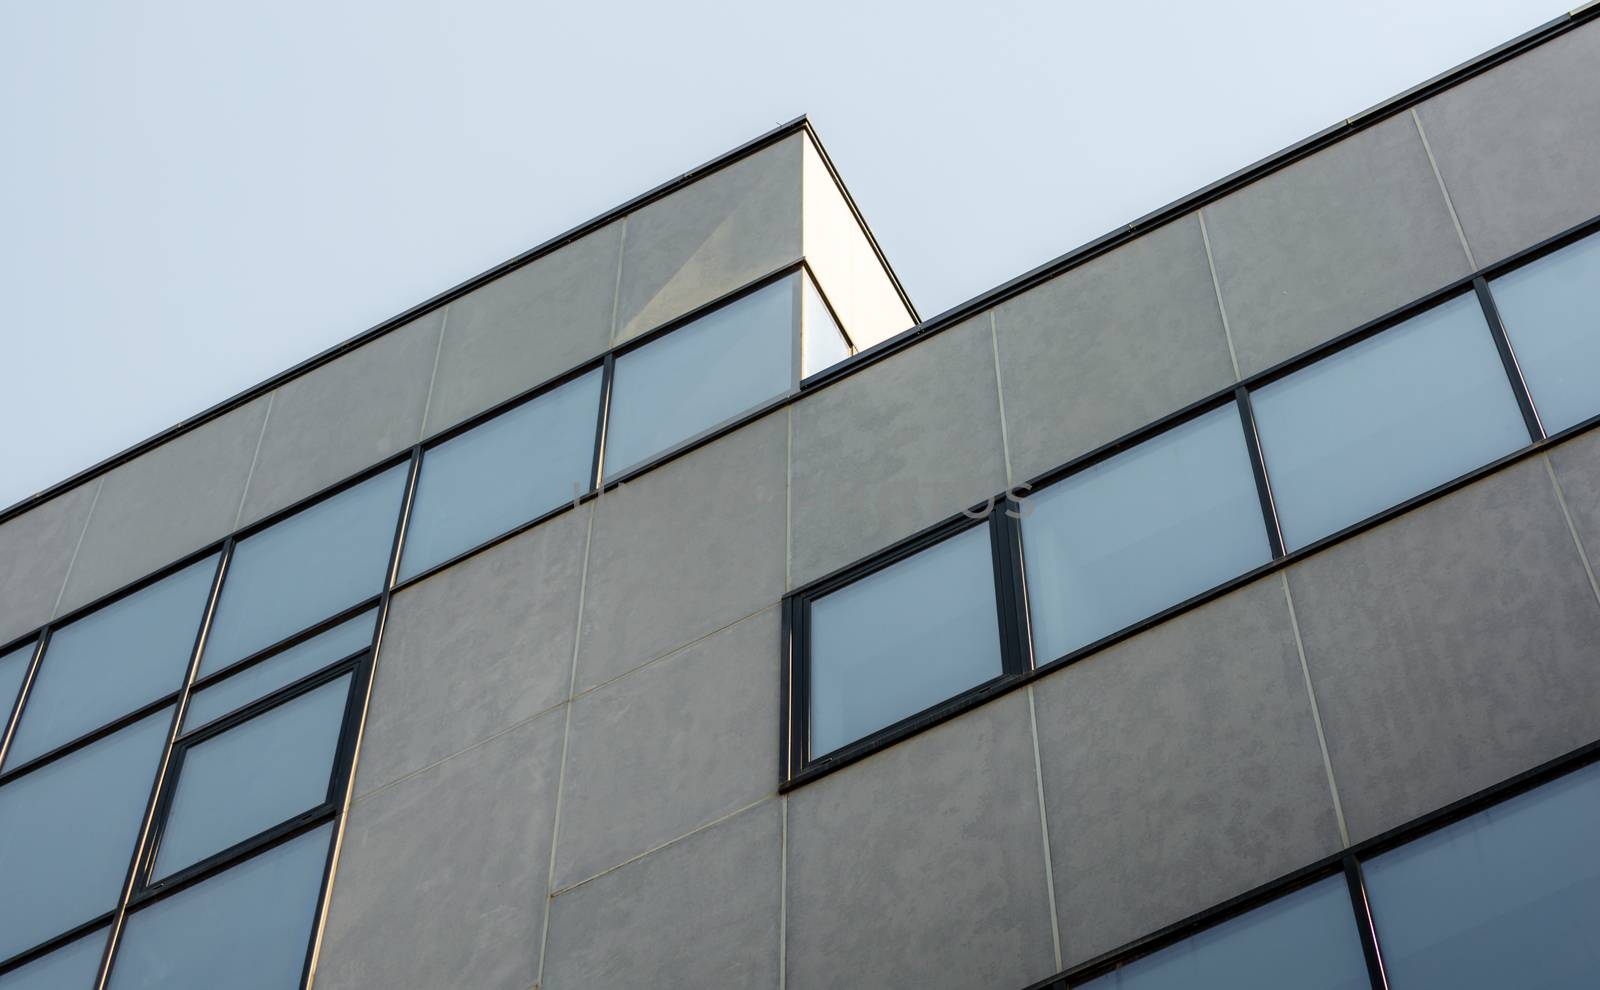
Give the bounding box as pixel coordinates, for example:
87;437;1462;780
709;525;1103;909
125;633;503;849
1251;293;1529;550
399;368;602;581
1488;231;1600;435
202;463;406;675
804;522;1007;760
1075;875;1370;990
1020;404;1271;664
0;708;171;960
184;608;374;732
4;555;217;770
603;274;796;479
1363;760;1600;988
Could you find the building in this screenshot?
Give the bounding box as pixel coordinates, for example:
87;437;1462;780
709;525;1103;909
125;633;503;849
2;9;1600;989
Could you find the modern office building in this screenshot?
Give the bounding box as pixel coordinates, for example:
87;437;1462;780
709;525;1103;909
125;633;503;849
3;9;1600;989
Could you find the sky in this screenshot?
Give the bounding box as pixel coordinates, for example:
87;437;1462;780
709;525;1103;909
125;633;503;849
0;0;1564;509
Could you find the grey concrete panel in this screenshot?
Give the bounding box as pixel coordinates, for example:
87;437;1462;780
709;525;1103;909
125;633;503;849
1204;114;1471;375
0;482;97;643
59;398;270;613
994;214;1236;481
317;707;564;990
542;800;781;990
352;506;590;797
1549;430;1600;561
1288;459;1600;842
575;412;786;692
614;136;803;342
553;608;778;889
789;315;1008;587
423;224;620;434
1034;577;1343;964
238;311;443;525
785;692;1057;990
1417;21;1600;266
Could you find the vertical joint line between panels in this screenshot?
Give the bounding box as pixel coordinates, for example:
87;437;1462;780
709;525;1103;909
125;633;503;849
233;393;275;531
1281;571;1351;847
1411;108;1477;271
1026;686;1064;972
52;477;104;619
1199;209;1243;381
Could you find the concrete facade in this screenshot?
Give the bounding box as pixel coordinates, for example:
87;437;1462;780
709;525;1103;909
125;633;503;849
4;16;1600;989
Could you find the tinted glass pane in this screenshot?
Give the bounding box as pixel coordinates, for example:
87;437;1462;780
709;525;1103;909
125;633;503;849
809;524;1002;757
1022;406;1270;662
0;640;33;734
401;369;600;580
154;675;350;880
109;823;331;990
185;609;373;731
604;275;795;478
1363;761;1600;989
1078;875;1369;990
801;274;851;377
0;709;170;960
1490;233;1600;434
202;464;405;674
5;556;215;769
1252;294;1529;550
0;928;106;989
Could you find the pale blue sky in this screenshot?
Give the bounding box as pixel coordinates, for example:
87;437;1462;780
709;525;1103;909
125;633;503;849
0;0;1560;508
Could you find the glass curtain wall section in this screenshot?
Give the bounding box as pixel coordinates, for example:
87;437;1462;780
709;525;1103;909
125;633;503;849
1487;232;1600;435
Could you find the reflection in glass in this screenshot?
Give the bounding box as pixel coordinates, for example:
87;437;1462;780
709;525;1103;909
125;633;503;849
1490;232;1600;434
0;709;170;960
185;609;373;731
1363;761;1600;989
203;464;405;675
604;276;795;478
1078;875;1369;990
401;370;600;580
5;556;216;770
1022;406;1270;662
801;274;851;377
109;824;333;990
154;675;350;880
809;524;1002;757
1252;294;1529;550
0;927;107;989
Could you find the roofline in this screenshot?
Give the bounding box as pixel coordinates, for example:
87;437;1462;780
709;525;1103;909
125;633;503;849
1;113;915;525
5;5;1596;525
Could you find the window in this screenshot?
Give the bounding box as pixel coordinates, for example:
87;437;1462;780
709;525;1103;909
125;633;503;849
109;824;333;990
151;674;351;881
0;640;33;737
1251;293;1530;550
0;928;107;989
801;273;852;377
3;555;216;770
184;608;374;731
0;709;171;960
1489;232;1600;435
202;463;406;675
1021;405;1271;663
1362;761;1600;989
1076;875;1369;990
400;369;602;581
604;274;796;478
806;522;1006;759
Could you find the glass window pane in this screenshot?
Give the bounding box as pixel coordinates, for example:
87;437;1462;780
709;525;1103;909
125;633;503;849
0;709;171;960
5;557;216;770
109;823;331;990
801;273;851;377
185;609;373;732
0;640;34;735
1489;232;1600;434
153;675;350;880
1022;406;1271;662
400;369;600;580
1252;294;1529;550
1363;761;1600;989
809;524;1002;757
1078;875;1369;990
0;927;107;989
202;464;405;675
604;275;795;478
